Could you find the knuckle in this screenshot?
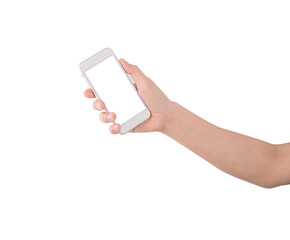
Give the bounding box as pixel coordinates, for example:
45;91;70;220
133;65;139;71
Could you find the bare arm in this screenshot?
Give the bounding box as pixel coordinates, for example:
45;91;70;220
161;102;290;188
84;59;290;188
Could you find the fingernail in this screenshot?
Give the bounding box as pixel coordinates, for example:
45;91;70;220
122;58;129;64
95;102;99;109
113;124;118;131
107;113;113;121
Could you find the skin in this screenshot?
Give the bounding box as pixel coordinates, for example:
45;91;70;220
84;58;290;188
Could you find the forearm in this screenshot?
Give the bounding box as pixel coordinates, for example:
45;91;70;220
162;101;280;188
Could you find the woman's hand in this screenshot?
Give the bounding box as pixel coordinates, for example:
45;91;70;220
83;58;173;134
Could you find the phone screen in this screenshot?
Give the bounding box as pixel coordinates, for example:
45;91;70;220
85;56;146;125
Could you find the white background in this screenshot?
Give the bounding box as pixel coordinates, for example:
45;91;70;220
0;1;289;239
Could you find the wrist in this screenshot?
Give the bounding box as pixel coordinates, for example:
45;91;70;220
160;100;180;135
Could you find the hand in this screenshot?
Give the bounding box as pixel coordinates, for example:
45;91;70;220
83;58;172;134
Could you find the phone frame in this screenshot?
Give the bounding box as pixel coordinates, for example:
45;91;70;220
79;48;151;134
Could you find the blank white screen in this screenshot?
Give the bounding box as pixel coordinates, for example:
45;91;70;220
85;56;145;124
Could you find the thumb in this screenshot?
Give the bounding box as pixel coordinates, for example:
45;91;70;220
119;58;149;86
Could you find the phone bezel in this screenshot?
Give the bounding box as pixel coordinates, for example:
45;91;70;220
79;48;151;134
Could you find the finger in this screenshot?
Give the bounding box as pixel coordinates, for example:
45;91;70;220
109;123;121;134
99;112;116;123
130;118;151;133
119;58;149;86
83;88;95;98
93;99;105;111
119;58;138;75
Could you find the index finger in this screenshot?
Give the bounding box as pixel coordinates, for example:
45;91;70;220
83;88;95;98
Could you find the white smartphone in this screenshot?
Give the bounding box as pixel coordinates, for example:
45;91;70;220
79;48;151;134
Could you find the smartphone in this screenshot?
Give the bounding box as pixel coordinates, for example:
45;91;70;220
79;48;151;134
